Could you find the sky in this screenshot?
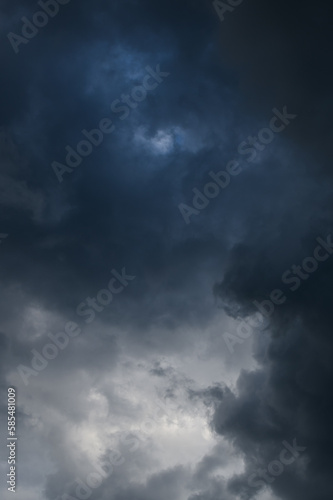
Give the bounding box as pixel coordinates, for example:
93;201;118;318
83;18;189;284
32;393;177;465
0;1;332;499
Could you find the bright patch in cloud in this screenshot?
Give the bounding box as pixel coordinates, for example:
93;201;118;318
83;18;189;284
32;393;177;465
134;127;174;155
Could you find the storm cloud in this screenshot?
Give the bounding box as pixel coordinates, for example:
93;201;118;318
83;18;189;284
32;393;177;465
0;1;332;499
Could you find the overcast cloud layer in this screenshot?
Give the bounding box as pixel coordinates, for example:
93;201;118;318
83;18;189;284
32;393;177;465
0;1;332;500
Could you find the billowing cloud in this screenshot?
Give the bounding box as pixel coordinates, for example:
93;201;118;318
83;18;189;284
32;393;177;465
0;1;332;499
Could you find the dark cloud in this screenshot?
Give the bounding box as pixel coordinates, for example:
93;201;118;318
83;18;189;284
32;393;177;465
1;0;332;499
